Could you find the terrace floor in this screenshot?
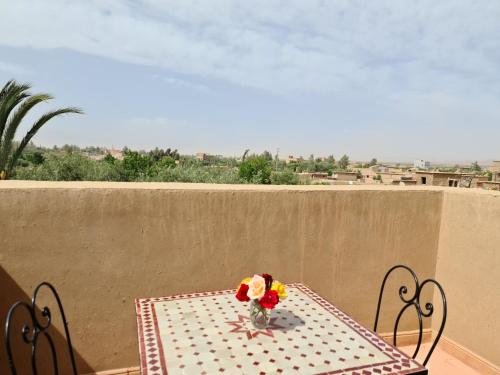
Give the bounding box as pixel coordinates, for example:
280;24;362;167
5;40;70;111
401;344;483;375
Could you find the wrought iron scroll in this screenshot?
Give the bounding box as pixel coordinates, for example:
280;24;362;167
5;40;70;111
4;282;78;375
373;265;447;366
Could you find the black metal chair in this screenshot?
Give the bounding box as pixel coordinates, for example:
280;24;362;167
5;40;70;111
4;282;78;375
373;265;447;366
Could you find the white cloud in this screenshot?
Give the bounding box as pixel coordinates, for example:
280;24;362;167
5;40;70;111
0;61;32;76
155;75;211;93
0;1;499;96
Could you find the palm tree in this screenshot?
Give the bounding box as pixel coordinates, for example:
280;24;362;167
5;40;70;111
0;79;83;180
241;149;250;162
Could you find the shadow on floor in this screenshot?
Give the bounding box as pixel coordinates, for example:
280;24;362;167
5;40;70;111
0;266;94;374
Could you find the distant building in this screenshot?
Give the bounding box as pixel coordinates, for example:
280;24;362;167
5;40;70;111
85;147;123;161
332;171;358;182
359;166;411;184
378;172;407;185
287;155;304;164
490;161;500;182
394;176;417;186
414;171;485;188
297;172;328;184
196;152;209;162
477;161;500;190
414;160;431;169
477;181;500;191
297;171;360;185
298;172;328;180
359;166;384;184
414;171;458;186
468;175;489;188
108;147;123;160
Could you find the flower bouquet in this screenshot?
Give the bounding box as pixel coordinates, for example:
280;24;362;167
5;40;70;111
235;274;287;329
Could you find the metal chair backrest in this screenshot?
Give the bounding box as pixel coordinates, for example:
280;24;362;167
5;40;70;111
373;265;447;366
4;282;78;375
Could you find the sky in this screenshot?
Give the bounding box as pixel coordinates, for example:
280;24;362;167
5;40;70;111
0;1;499;162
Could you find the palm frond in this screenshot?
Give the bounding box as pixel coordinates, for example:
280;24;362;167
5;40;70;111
0;79;82;179
0;93;53;171
0;81;32;143
6;107;83;175
0;80;22;99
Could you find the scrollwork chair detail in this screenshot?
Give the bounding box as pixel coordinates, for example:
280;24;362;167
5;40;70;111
373;265;447;366
4;282;78;375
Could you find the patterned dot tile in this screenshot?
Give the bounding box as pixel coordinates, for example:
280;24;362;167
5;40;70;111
136;284;427;375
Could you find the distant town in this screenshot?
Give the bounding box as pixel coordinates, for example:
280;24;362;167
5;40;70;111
9;143;500;190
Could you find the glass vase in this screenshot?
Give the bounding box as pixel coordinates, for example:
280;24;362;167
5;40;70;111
249;299;271;329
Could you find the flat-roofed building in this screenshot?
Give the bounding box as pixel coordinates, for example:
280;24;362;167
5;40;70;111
414;159;431;169
378;172;406;185
414;171;487;188
490;161;500;182
196;152;209;162
297;172;329;184
287;155;304;164
414;171;461;187
332;171;358;182
393;176;417;186
477;181;500;190
108;147;124;160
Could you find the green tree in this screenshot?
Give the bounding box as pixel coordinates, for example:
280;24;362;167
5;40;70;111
149;147;179;162
261;150;273;161
327;155;336;169
61;144;79;153
0;79;82;179
23;151;45;165
239;156;271;184
157;156;176;168
14;152;120;181
270;170;299;185
103;153;116;164
122;150;153;180
338;154;350;170
471;161;482;173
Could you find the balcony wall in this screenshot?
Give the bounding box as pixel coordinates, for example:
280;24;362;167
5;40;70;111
0;181;497;373
434;189;500;368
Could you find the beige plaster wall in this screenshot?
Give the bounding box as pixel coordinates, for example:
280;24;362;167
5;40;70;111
0;182;443;372
435;189;500;367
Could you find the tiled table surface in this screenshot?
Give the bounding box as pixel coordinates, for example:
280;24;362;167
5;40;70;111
135;283;427;375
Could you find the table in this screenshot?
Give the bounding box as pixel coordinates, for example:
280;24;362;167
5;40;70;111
135;283;427;375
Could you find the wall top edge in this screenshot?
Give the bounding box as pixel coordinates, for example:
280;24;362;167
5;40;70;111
1;180;498;196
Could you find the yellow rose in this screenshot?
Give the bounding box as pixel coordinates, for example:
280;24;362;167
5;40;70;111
271;281;287;300
240;277;252;285
247;274;266;299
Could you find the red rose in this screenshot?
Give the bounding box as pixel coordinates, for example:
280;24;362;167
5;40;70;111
259;290;279;309
261;273;273;291
236;283;250;302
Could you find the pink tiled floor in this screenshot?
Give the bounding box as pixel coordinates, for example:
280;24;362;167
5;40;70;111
401;344;483;374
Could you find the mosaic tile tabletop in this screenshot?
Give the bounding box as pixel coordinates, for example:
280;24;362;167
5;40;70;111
135;283;427;375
